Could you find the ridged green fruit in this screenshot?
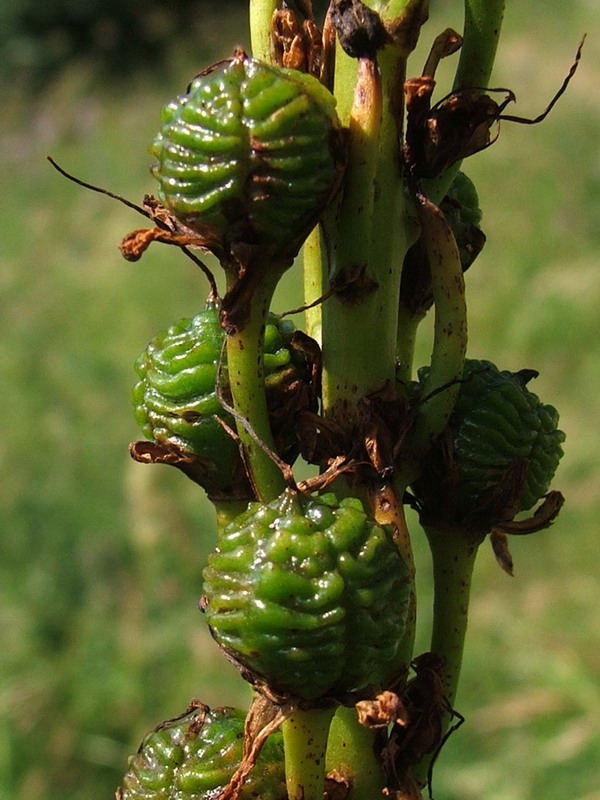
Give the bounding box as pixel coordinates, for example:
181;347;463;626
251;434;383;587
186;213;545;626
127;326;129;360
443;171;482;229
202;490;409;702
132;299;307;492
440;171;486;271
150;50;343;255
412;359;565;530
118;704;286;800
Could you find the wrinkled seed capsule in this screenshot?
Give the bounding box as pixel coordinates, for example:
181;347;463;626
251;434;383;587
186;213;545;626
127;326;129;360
412;358;565;529
151;52;344;255
118;705;286;800
132;300;310;492
202;489;410;702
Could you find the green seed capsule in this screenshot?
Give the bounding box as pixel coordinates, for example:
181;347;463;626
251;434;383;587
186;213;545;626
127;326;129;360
412;359;565;531
151;51;344;255
202;490;409;702
439;171;486;271
118;704;286;800
133;298;311;493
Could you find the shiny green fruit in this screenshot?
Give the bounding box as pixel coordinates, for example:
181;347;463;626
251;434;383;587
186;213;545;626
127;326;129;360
118;704;286;800
133;298;309;493
440;171;486;270
412;359;565;531
151;50;343;255
202;490;409;702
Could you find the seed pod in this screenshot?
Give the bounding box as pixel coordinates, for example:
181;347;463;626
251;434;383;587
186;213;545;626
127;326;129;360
411;359;565;532
400;171;485;317
118;704;286;800
439;171;486;271
202;489;410;702
132;298;314;495
150;50;344;258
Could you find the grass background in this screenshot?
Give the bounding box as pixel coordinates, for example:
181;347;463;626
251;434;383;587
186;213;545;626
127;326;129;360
2;1;599;799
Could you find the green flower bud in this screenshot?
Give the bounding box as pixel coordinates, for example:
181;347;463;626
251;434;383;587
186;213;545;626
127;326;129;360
202;490;409;702
151;50;344;257
411;359;565;532
118;704;286;800
132;299;314;494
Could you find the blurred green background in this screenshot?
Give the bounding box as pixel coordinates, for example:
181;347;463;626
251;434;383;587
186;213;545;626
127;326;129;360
2;1;599;799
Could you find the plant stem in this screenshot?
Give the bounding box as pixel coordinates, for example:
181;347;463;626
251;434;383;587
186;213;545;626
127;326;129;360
411;524;480;784
249;0;277;62
397;192;467;483
396;309;425;384
370;481;417;683
225;277;286;503
326;706;387;800
322;49;410;419
453;0;506;90
321;57;389;417
424;0;506;205
426;526;479;707
282;707;335;800
213;499;251;533
302;225;325;345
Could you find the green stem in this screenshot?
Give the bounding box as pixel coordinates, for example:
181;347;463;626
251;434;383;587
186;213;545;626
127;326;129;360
370;482;416;683
213;499;251;533
282;707;335;800
322;48;409;419
225;277;286;503
396;309;425;384
369;43;412;303
321;58;388;417
424;0;506;205
398;192;467;482
326;706;387;800
412;524;480;783
426;526;479;706
302;225;325;345
249;0;277;62
453;0;505;90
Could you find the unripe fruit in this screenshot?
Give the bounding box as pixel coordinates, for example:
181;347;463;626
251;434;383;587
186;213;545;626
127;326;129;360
118;704;286;800
150;51;344;256
440;171;486;270
411;359;565;531
400;171;485;316
132;299;312;493
202;490;409;702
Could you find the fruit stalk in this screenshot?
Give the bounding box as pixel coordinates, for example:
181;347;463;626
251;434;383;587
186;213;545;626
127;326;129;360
370;481;417;682
282;707;335;800
250;0;278;62
453;0;506;90
225;275;286;502
326;706;388;800
426;526;479;707
412;523;479;785
424;0;506;204
397;192;467;483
